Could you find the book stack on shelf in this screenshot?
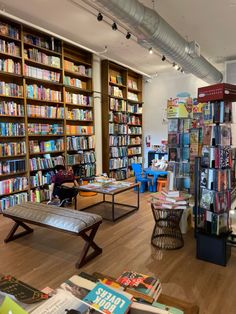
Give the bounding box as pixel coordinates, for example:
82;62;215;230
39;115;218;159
102;60;143;180
0;16;96;210
195;83;236;266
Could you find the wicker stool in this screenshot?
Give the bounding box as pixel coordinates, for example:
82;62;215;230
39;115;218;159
151;202;184;249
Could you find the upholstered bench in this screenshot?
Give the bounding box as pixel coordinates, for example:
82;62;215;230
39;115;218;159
3;202;103;268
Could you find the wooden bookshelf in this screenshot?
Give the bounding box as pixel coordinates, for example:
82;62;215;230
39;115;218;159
101;60;143;179
0;16;96;209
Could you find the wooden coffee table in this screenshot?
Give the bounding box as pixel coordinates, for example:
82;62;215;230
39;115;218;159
78;183;140;222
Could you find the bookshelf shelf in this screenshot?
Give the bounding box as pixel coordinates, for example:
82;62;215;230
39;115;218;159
0;16;96;209
23;42;62;56
30;167;54;172
102;60;143;180
24;58;62;71
127;99;143;104
1;188;29;197
0;171;27;178
0;33;21;43
0;51;22;60
128;144;142;147
127;112;142;115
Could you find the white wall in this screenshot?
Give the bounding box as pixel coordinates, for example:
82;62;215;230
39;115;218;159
143;72;208;166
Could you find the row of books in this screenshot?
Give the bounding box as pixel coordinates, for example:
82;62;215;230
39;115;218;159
200;188;231;213
128;126;142;134
29;155;64;171
128;136;142;145
29;188;50;203
0;159;26;175
66;125;94;135
128;156;143;165
110;168;127;180
128;146;142;155
64;76;84;88
109;135;128;146
0;101;24;116
64;60;92;77
0;58;21;74
203;101;232;124
67;136;95;150
110;146;127;158
110;74;123;85
128;103;142;114
168;118;192;133
30;170;53;188
73;163;96;178
24;48;61;68
205;211;228;236
0;81;23;97
28;123;64;135
127;79;138;90
151;190;191;210
109;111;128;123
24;33;61;53
0;22;20;39
65;92;92;106
128;115;142;125
109;157;128;170
168;161;191;177
0;176;28;195
27;104;64;118
109;86;123;98
201;146;232;169
200;168;231;192
67;151;96;165
26;84;62;101
110;98;126;111
29;139;64;153
0;191;28;212
168;146;190;162
128;91;139;101
0;39;20;57
67;108;93;121
202;125;231;146
109;123;127;135
24;64;61;82
0;141;26;157
0;122;25;136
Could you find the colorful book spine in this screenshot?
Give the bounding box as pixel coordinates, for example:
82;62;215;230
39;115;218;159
0;176;28;195
24;48;61;68
0;101;24;116
67;108;93;121
26;84;62;102
27;104;64;118
29;139;64;153
28;123;64;135
0;159;26;175
66;125;94;135
67;151;96;165
64;60;92;76
110;98;126;111
73;163;96;178
0;39;20;56
0;141;26;157
0;82;23;96
29;155;64;171
24;64;60;82
0;22;20;39
0;58;21;74
0;123;25;136
65;92;92;105
67;136;95;150
0;191;28;212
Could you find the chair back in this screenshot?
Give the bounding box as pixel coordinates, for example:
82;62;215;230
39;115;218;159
131;163;143;177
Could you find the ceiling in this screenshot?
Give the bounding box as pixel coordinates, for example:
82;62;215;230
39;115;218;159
0;0;235;76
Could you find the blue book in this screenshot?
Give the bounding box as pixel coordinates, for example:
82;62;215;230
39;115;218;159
83;282;132;314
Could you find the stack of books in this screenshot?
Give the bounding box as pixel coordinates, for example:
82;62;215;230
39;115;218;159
151;189;191;210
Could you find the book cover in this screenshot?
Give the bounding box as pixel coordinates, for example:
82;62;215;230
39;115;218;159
168;119;178;133
168;133;179;145
201;146;210;167
83;282;132;314
168;147;179;162
202;126;212;145
200;188;214;210
203;102;213;124
200;169;208;189
220;125;231;146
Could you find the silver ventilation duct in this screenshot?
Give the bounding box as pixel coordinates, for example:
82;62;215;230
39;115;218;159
93;0;223;84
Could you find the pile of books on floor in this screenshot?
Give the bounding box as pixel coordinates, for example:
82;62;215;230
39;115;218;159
0;271;184;314
151;189;191;210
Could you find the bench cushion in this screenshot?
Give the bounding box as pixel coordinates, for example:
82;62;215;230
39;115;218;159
4;202;102;234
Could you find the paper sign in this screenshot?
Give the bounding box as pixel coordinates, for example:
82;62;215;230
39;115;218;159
0;296;28;314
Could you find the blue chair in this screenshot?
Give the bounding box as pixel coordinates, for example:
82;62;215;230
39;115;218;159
131;163;153;193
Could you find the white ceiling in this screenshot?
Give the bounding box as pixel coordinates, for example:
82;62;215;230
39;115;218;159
0;0;235;76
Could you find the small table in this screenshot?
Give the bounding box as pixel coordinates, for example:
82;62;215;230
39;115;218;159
144;168;168;192
78;183;139;222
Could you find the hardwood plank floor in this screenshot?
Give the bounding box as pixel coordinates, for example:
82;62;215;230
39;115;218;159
0;189;236;314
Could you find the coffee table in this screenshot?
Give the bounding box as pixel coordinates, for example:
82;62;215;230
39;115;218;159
78;183;140;222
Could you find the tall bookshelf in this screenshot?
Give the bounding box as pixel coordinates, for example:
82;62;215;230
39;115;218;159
0;16;95;211
101;60;143;180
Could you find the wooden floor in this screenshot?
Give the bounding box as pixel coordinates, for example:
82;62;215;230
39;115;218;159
0;189;236;314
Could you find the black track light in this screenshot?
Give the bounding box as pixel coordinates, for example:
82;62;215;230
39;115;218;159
97;12;103;21
161;55;166;61
126;32;131;39
112;22;117;31
177;66;181;71
149;47;153;54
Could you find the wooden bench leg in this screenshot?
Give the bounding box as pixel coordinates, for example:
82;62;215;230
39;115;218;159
76;223;102;268
4;220;34;243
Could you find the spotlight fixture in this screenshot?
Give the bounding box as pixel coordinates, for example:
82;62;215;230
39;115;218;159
97;12;103;21
177;66;181;71
181;69;184;73
126;32;131;39
112;22;117;31
172;62;176;67
149;47;153;54
161;55;166;61
174;64;179;70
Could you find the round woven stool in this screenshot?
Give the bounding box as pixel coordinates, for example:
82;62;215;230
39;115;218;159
151;202;184;250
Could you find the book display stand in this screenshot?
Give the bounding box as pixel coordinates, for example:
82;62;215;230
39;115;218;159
0;16;96;211
101;60;143;180
195;83;236;266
